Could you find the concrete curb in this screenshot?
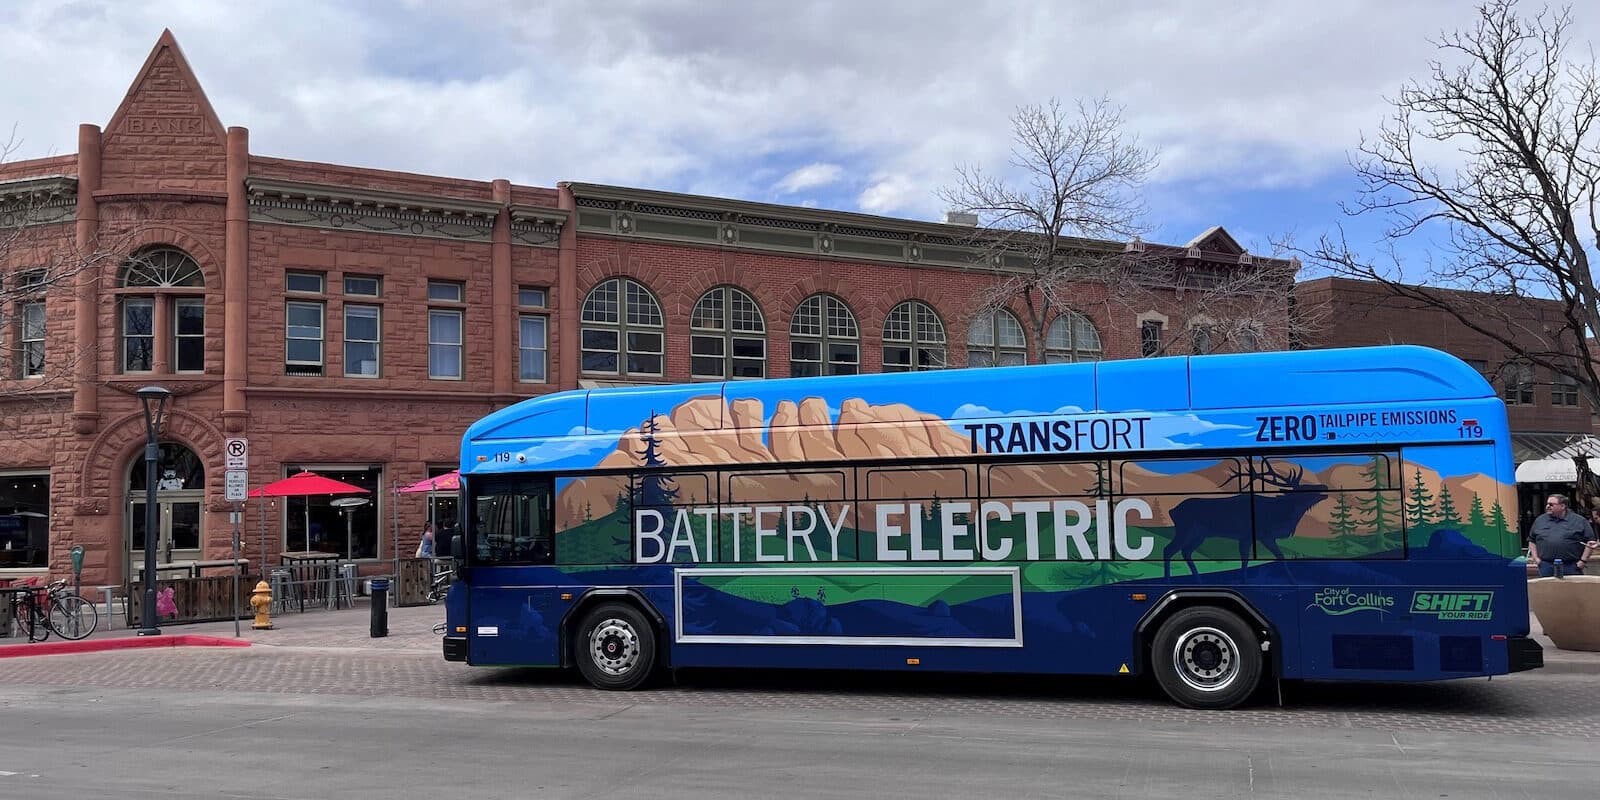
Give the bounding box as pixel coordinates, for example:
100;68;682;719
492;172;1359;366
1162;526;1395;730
0;635;250;659
1537;654;1600;675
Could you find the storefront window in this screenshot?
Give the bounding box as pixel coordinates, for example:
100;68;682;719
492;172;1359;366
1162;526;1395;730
0;473;49;569
284;465;383;559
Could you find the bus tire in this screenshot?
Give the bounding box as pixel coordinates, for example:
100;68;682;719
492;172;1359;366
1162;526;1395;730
1150;606;1262;710
574;602;657;690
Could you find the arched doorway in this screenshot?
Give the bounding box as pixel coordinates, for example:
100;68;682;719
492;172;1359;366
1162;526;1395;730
126;443;206;569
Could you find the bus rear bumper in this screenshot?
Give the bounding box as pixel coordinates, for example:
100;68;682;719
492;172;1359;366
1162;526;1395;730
1507;636;1544;673
443;636;468;662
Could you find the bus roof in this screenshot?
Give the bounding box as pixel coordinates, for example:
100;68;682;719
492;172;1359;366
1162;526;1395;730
464;345;1494;446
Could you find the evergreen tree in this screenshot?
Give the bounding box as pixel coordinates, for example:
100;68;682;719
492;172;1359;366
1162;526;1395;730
635;411;679;508
1435;485;1461;527
1329;493;1358;537
1405;468;1435;527
1490;500;1511;538
1468;494;1486;529
1356;456;1397;534
583;501;593;523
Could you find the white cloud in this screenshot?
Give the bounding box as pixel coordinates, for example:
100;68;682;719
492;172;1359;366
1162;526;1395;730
3;0;1592;235
775;163;843;194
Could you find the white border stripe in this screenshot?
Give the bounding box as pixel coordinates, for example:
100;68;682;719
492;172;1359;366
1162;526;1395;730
674;566;1024;648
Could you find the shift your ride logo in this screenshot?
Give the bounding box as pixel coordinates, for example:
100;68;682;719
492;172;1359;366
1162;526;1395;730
1309;588;1396;616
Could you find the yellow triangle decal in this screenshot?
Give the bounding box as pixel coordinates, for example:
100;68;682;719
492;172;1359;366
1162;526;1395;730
1118;664;1129;674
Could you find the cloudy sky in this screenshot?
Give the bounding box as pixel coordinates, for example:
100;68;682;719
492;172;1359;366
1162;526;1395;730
3;0;1597;266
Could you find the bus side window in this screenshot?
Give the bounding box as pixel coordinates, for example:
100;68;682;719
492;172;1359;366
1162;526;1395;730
472;477;554;566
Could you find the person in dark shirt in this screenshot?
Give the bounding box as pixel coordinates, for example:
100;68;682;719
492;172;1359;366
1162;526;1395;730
1528;494;1598;577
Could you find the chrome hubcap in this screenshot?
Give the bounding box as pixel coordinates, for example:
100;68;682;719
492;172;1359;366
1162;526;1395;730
1173;626;1239;693
589;619;640;677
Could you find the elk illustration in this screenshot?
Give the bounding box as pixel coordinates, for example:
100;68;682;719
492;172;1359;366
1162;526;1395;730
1163;459;1329;578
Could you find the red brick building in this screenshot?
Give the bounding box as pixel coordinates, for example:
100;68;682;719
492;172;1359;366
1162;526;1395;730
0;33;1288;586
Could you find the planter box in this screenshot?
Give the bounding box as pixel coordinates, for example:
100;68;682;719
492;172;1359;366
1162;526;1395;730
1528;575;1600;651
126;576;252;626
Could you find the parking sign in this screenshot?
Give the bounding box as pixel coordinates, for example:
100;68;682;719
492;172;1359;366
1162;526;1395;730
225;437;248;470
225;469;249;502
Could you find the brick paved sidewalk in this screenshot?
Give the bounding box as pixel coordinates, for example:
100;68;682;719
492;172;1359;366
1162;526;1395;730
1;598;445;654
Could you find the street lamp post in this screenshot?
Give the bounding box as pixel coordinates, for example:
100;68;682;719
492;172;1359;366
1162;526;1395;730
136;386;171;637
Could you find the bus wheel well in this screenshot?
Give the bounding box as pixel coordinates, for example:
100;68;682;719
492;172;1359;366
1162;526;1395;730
1134;591;1277;680
559;590;668;670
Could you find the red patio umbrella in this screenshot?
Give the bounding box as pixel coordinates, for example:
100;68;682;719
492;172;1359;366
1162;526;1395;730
248;471;369;561
397;470;460;493
398;470;460;544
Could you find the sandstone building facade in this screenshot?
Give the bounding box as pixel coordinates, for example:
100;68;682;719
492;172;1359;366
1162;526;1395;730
0;33;1290;586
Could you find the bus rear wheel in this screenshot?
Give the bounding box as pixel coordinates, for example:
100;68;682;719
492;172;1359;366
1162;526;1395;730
1150;606;1263;710
574;602;657;690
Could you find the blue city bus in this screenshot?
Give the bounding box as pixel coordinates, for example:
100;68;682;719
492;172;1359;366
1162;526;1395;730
441;345;1542;708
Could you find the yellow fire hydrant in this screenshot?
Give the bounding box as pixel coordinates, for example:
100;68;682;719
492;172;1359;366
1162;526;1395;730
250;580;274;630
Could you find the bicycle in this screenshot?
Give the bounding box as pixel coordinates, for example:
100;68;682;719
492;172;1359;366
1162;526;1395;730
10;579;99;642
425;561;454;605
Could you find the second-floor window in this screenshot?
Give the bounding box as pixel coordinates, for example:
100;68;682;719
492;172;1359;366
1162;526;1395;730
581;278;664;377
18;300;44;378
691;286;766;379
1554;370;1580;407
967;309;1028;367
428;281;465;380
1140;320;1164;357
286;301;325;376
1045;311;1104;364
1503;361;1535;405
519;315;547;382
344;305;381;377
117;248;205;374
883;300;946;372
789;294;859;377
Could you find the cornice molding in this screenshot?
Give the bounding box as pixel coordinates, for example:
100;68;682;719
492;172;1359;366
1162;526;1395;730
564;181;1295;271
244;177;565;247
0;175;78;229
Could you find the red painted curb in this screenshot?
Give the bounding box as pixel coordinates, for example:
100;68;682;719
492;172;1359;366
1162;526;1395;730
0;634;251;658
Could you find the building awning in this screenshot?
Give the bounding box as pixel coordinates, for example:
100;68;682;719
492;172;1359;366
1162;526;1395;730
1512;433;1600;464
1516;457;1596;484
1512;433;1600;483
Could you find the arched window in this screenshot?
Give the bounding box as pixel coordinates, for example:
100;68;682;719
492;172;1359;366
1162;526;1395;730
883;300;946;372
581;278;664;376
116;248;206;374
1045;311;1103;363
691;286;766;379
967;309;1028;367
789;294;859;377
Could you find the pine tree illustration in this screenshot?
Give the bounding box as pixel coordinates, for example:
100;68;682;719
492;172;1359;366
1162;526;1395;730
1435;485;1461;527
1468;494;1487;529
1330;493;1357;537
636;411;679;508
1405;468;1435;527
583;501;593;523
1490;500;1511;539
1356;456;1397;535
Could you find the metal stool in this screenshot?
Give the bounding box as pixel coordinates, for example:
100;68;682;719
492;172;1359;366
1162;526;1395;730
269;569;292;613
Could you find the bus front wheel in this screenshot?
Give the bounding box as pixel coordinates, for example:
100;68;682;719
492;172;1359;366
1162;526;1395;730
574;602;658;690
1150;606;1263;710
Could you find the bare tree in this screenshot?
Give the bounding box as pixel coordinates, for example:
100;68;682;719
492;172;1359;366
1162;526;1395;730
1300;0;1600;406
0;128;124;420
940;98;1304;361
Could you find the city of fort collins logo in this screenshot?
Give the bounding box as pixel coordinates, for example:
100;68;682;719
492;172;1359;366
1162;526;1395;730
1309;587;1396;616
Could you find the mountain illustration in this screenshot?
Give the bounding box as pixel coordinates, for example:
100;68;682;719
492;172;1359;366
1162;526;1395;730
554;395;1514;546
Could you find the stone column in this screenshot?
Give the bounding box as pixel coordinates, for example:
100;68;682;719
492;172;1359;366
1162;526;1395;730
71;124;102;435
492;179;513;395
222;127;249;433
557;184;579;390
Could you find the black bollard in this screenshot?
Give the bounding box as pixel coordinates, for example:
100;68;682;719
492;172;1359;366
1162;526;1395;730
370;578;390;637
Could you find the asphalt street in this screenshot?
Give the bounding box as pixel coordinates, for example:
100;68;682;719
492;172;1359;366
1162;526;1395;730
0;647;1596;799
